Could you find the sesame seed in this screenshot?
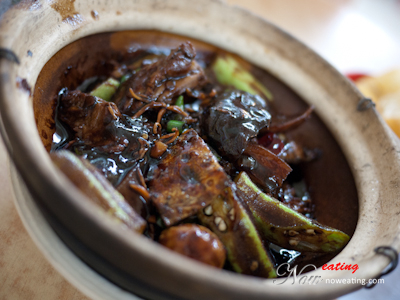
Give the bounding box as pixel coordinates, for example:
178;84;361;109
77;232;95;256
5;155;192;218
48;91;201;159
214;217;227;232
204;205;213;216
228;208;235;221
306;229;316;235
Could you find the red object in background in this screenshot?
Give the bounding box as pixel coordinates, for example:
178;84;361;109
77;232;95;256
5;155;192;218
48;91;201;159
346;73;368;82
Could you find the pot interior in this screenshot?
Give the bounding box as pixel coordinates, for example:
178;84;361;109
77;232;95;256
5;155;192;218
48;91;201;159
33;30;359;272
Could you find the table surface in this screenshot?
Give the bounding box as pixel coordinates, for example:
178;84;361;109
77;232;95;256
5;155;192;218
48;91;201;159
1;0;400;299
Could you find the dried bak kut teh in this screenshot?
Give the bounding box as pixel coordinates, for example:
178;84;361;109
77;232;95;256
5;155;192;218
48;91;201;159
38;31;358;278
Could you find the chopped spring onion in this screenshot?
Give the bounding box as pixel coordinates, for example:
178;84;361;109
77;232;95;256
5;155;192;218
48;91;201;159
167;120;185;133
120;73;131;83
175;95;184;110
212;55;273;101
90;77;120;101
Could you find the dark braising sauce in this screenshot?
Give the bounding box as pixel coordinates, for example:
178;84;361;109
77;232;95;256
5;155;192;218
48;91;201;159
34;31;359;277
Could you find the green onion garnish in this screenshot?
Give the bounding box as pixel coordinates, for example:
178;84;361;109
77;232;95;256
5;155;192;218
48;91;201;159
120;74;131;83
175;95;184;110
167;120;185;133
90;78;120;101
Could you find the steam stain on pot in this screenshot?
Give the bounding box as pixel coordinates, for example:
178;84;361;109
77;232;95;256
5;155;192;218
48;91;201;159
91;10;99;20
16;77;31;96
50;0;83;26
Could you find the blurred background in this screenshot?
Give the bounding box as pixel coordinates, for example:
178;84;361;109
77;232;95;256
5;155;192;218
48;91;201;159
228;0;400;74
1;0;399;299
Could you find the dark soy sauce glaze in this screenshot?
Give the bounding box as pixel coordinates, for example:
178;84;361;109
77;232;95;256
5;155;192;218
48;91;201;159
34;30;359;274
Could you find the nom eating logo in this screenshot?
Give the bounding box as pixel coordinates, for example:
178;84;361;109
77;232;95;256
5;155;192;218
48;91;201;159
272;262;359;285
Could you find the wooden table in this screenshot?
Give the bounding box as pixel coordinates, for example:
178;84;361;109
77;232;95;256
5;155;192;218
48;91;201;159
1;0;400;299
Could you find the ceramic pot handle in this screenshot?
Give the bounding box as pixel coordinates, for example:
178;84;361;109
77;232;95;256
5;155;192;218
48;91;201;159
365;246;398;288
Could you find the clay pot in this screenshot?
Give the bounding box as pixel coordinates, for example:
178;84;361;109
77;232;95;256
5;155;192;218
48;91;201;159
1;1;400;299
